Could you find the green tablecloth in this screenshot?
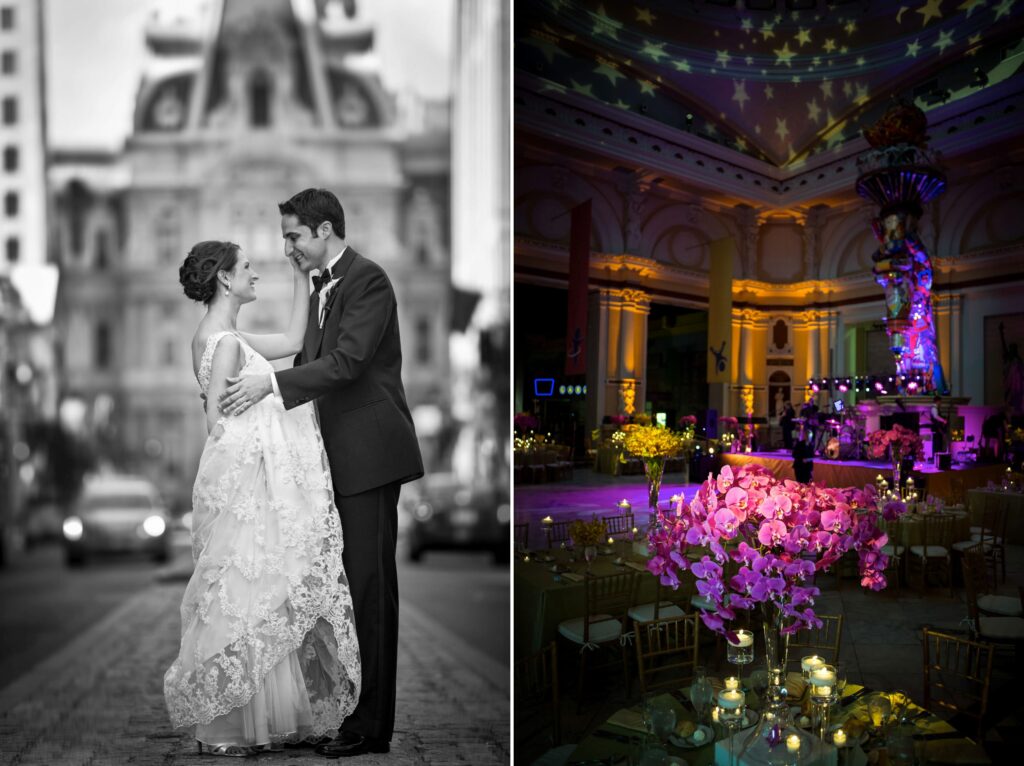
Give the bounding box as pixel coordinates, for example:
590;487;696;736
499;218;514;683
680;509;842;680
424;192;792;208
967;488;1024;544
568;683;990;765
514;543;665;656
894;510;970;547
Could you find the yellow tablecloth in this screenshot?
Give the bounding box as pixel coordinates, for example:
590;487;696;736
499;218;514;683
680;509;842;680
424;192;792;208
514;544;666;656
967;488;1024;544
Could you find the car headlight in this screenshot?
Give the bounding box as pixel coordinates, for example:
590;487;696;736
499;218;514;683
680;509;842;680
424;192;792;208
62;517;84;541
413;502;433;521
143;515;166;537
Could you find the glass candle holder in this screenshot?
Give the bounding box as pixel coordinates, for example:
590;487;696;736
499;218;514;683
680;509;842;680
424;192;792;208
801;654;825;680
727;630;754;665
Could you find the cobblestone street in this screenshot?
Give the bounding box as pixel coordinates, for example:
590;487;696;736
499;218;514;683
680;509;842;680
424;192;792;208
0;578;509;765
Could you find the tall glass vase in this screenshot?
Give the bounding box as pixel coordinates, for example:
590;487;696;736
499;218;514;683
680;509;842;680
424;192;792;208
739;603;801;763
761;602;790;689
890;446;903;500
644;457;666;532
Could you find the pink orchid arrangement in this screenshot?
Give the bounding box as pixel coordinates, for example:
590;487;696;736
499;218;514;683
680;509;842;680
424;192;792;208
609;414;629;426
867;423;923;461
647;463;905;638
719;416;739;430
514;412;540;433
678;415;698;429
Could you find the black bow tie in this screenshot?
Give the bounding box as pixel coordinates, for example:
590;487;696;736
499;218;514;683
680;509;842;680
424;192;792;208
312;266;334;292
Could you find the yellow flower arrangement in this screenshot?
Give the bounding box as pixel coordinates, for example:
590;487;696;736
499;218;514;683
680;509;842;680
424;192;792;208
513;433;548;454
569;516;607;548
621;425;685;460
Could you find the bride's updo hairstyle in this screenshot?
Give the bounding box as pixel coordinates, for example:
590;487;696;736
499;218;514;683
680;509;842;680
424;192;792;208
179;241;240;304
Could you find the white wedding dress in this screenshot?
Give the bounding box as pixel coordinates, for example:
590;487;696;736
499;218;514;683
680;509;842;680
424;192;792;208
164;331;360;748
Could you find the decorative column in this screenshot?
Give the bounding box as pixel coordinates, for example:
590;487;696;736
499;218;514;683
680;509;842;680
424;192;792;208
707;238;736;418
855;101;948;394
933;292;964;395
589;287;650;423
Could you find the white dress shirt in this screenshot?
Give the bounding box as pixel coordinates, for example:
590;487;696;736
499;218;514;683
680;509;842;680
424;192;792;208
270;247;348;401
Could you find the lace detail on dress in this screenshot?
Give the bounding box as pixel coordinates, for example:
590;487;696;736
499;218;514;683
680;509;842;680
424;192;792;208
197;330;238;395
166;333;360;743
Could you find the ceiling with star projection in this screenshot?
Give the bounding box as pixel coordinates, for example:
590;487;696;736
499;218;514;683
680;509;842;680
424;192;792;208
516;0;1024;170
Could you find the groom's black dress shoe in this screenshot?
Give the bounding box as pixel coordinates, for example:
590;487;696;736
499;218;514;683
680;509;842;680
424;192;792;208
315;731;390;758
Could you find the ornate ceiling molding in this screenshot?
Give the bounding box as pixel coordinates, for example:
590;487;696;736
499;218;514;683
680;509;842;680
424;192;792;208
516;75;1024;210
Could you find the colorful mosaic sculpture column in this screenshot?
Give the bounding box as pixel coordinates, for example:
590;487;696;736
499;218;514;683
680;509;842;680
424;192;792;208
855;102;948;394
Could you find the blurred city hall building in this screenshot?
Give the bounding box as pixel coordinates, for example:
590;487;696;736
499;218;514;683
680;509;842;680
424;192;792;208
49;0;452;508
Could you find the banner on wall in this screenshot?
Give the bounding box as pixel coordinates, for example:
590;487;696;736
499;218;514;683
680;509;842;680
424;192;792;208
707;237;735;384
565;199;591;377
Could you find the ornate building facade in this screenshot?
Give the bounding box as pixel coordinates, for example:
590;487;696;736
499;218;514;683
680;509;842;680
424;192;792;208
52;0;450;507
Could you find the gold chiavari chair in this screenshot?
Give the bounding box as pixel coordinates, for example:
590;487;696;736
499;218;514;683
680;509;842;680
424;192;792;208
788;614;843;666
906;513;956;597
635;614;701;696
514;523;530;552
961;544;1024;646
557;571;637;712
921;627;994;741
602;512;635;540
514;642;566;759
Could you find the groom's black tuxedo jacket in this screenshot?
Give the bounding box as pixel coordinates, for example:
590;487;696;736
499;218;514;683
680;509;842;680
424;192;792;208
276;248;424;497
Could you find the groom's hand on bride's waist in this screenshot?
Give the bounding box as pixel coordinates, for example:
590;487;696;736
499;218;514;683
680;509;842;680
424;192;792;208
219;374;273;416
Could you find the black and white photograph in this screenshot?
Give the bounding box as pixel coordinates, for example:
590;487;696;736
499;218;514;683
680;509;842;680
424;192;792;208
0;0;509;763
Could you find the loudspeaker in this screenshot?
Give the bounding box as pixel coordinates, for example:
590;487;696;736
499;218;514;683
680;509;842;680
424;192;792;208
934;452;951;470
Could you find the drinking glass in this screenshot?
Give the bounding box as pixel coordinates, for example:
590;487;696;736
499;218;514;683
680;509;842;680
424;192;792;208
650;704;677;745
834;661;848;697
889;689;910;727
726;629;754;666
690;665;714;725
867;693;892;734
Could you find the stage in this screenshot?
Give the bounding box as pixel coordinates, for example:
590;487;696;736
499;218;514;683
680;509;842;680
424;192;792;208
720;451;1008;501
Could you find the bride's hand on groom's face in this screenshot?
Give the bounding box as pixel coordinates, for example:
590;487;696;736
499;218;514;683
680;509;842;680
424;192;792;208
219;374;273;416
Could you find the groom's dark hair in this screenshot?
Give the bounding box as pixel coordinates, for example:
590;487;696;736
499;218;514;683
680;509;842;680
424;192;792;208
279;188;346;239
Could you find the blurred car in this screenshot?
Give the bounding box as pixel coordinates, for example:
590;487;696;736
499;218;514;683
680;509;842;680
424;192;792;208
404;473;509;565
21;499;64;547
62;474;171;566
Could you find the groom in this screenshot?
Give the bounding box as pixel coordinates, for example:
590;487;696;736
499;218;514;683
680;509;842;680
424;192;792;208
220;188;424;757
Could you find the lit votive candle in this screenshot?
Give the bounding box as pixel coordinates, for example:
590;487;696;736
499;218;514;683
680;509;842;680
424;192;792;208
717;689;744;710
810;666;836;688
907;477;915;486
607;537;614;546
725;676;740;691
731;630;754;647
618;499;631;509
876;474;884;483
632;527;639;536
541;515;553;526
709;448;716;456
786;733;801;753
801;655;825;675
712;706;720;723
812;685;833;699
833;729;847;747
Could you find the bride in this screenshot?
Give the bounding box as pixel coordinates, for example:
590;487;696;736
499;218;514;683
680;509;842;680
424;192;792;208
165;240;360;756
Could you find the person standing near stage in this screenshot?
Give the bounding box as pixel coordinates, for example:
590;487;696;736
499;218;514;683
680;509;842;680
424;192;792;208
929;394;949;455
780;400;796;450
799;397;818;454
793;428;814;484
